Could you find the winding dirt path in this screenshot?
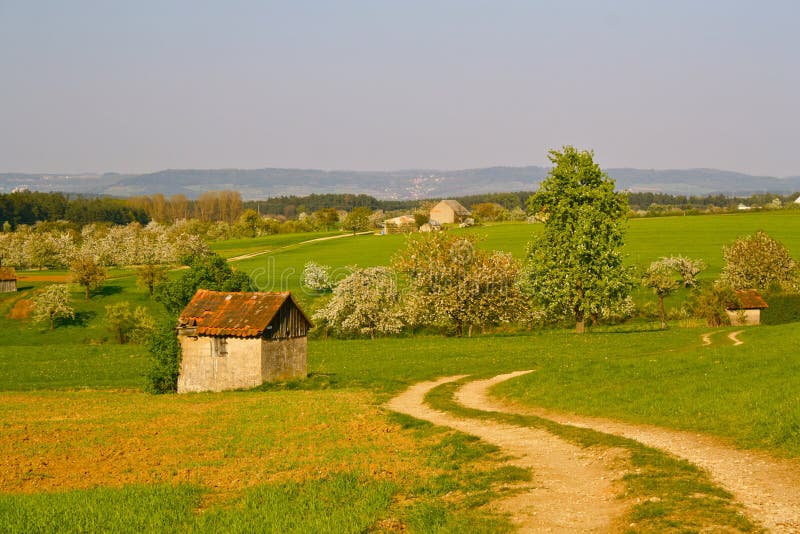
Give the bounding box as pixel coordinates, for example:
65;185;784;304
701;330;745;347
467;371;800;533
701;331;717;346
728;330;744;346
386;376;628;533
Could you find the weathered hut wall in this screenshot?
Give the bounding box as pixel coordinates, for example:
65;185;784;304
0;280;16;293
266;302;310;339
177;336;263;393
261;337;307;381
726;309;761;326
430;205;455;224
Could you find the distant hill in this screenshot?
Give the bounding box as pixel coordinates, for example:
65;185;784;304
2;167;800;200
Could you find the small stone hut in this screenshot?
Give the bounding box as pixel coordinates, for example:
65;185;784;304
430;200;471;225
726;289;768;326
0;268;17;293
176;289;312;393
383;215;416;234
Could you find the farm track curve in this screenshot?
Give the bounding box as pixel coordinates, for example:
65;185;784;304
728;330;744;345
386;376;628;533
459;371;800;533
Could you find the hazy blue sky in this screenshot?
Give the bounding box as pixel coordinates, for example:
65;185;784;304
1;1;798;175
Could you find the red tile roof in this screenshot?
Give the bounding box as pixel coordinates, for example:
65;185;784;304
178;289;311;337
731;289;768;309
0;267;16;281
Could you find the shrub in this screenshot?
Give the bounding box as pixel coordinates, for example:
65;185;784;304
146;318;181;394
105;302;155;344
689;283;739;327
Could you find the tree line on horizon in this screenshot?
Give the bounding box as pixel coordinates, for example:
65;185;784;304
2;187;799;231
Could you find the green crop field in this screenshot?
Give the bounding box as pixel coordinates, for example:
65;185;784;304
208;230;342;259
2;210;800;532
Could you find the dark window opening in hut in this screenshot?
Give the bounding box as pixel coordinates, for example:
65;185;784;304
212;337;228;357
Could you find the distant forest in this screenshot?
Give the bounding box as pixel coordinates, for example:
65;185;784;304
1;189;797;229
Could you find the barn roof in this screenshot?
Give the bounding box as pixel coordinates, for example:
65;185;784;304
178;289;312;337
0;267;16;281
436;199;471;215
731;289;768;310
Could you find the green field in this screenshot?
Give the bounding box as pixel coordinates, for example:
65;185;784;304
208;230;343;259
234;211;800;293
2;211;799;531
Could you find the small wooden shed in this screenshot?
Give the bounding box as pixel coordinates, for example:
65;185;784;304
0;268;17;293
726;289;768;326
176;290;312;393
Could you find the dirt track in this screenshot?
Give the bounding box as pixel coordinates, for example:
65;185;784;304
386;376;628;533
462;371;800;533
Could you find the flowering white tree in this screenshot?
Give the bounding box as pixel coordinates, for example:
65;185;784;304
47;232;78;268
313;266;403;339
394;232;527;336
0;217;219;272
642;259;681;329
32;284;75;330
300;261;334;292
0;233;10;267
720;231;797;291
78;224;117;266
171;232;212;262
661;256;706;288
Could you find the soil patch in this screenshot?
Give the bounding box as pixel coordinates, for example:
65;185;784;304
17;275;70;283
7;299;34;319
0;390;424;495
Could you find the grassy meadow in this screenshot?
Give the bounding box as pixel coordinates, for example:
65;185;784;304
2;210;800;531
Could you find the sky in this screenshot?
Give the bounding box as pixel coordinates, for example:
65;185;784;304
1;0;799;176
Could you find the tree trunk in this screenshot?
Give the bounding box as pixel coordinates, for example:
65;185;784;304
467;324;473;337
658;295;667;330
575;319;585;334
84;286;90;300
575;282;586;334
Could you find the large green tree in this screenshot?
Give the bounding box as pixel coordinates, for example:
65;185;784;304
341;207;373;235
526;147;632;333
154;253;251;314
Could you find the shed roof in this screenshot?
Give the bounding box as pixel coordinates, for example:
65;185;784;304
0;267;16;281
731;289;768;310
178;289;312;337
434;199;471;215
